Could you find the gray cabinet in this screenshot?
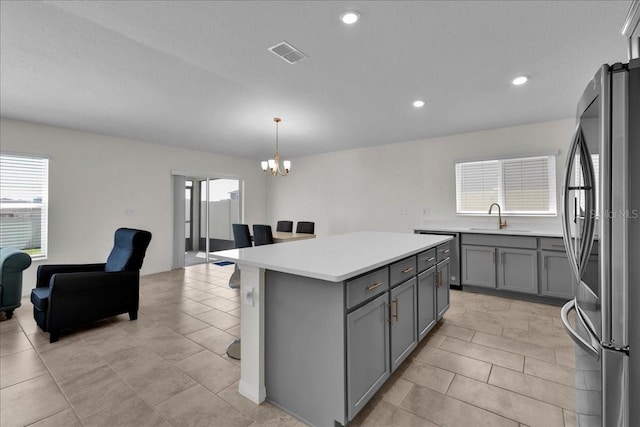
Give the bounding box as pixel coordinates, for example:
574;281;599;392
496;248;538;294
390;278;417;371
264;242;449;427
538;237;575;300
540;250;574;298
346;292;390;420
414;230;460;288
461;245;496;287
436;258;451;318
417;267;436;340
461;234;538;295
417;243;451;341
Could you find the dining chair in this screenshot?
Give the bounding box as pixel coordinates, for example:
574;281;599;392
253;224;274;246
232;224;252;249
276;220;293;232
295;221;315;234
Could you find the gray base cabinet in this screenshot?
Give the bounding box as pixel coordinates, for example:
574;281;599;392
540;250;574;298
436;258;451;318
347;292;390;420
497;248;538;294
390;278;417;371
461;245;496;287
539;237;597;300
458;234;580;302
417;267;436;340
264;242;450;426
461;234;539;296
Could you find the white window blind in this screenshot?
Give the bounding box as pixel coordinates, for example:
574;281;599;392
0;154;49;258
574;154;599;217
456;155;557;215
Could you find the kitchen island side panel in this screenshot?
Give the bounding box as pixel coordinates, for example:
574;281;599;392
265;270;346;426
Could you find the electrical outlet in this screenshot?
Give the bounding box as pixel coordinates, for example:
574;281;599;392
244;287;254;306
423;207;431;216
399;207;407;215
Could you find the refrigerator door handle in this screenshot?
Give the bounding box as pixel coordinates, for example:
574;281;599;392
561;299;600;360
577;136;597;278
561;125;584;281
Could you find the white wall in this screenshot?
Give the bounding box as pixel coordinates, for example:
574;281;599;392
0;118;267;292
265;119;575;235
2;117;576;293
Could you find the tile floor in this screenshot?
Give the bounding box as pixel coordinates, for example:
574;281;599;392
0;263;577;427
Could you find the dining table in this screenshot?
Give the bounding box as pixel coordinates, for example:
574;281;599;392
271;231;315;243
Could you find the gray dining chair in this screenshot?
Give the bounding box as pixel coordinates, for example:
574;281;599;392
276;220;293;232
253;224;274;246
295;221;315;234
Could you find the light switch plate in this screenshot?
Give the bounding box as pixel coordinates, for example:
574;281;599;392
244;287;254;307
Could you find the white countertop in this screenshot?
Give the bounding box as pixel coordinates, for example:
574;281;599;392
211;231;452;282
415;220;564;238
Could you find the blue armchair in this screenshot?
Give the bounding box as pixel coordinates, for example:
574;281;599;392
0;247;32;319
30;228;151;342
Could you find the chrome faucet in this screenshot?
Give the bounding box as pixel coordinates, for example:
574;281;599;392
488;203;507;229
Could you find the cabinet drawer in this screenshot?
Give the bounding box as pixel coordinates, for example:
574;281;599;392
540;237;567;251
390;256;417;287
417;248;437;272
461;233;537;249
346;267;389;309
437;243;451;262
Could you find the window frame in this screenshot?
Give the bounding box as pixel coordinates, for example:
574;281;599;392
0;152;49;260
455;154;557;217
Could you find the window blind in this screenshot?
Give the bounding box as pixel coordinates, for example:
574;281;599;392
574;154;599;216
455;160;500;213
0;154;49;257
456;155;557;215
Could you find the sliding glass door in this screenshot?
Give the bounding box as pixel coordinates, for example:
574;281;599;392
200;178;240;255
172;174;242;268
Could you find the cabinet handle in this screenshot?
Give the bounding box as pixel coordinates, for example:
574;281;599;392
543;255;547;269
366;282;383;291
501;252;505;265
443;249;450;254
387;301;398;323
435;270;442;287
426;257;436;262
402;267;414;274
492;251;496;264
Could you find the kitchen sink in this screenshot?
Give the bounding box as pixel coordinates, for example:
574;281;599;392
468;227;531;232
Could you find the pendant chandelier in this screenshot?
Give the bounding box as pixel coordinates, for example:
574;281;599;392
261;117;291;176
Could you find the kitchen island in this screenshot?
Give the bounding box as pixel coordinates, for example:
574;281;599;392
212;231;452;426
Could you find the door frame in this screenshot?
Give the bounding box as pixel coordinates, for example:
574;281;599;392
171;170;243;269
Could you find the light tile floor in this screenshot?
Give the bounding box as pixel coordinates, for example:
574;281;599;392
0;264;577;426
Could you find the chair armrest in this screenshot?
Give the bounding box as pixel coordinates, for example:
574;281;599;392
36;264;106;288
49;270;138;295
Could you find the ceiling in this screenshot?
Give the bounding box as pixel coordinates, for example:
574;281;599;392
0;1;632;160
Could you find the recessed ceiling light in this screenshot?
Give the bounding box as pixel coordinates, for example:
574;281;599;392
340;11;360;25
413;100;425;108
512;75;529;86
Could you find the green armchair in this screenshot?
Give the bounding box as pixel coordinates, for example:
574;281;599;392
0;247;32;319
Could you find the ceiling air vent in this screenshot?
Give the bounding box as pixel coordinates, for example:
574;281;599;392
268;41;307;64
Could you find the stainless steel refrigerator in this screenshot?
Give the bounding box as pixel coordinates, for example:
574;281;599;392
560;59;639;426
